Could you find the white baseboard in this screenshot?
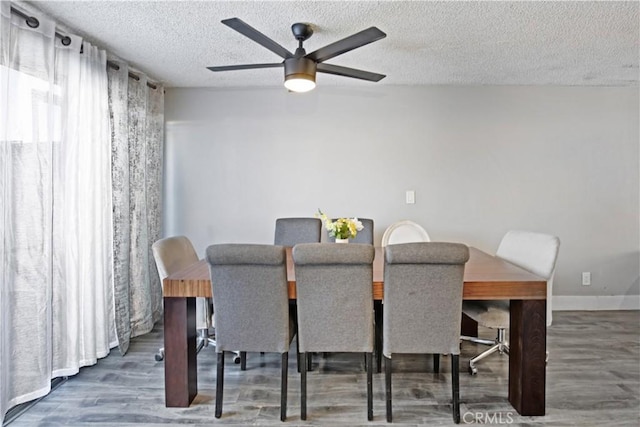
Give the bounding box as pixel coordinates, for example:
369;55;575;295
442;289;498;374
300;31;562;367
553;295;640;311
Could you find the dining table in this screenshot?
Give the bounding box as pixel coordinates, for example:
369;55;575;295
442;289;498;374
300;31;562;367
162;246;548;416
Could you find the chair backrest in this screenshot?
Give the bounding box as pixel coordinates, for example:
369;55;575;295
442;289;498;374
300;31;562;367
153;235;211;330
383;242;469;357
151;235;199;282
292;243;375;353
274;217;322;246
496;230;560;326
496;230;560;280
381;220;431;246
326;218;374;244
206;244;290;353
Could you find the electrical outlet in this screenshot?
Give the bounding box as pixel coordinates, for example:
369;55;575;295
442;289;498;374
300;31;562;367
582;272;591;286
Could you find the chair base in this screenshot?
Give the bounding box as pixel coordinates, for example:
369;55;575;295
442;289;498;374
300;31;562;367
197;336;217;353
155;329;217;362
154;348;165;362
461;328;509;375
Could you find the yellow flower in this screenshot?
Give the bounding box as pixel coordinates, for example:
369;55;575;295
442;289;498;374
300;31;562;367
316;209;362;240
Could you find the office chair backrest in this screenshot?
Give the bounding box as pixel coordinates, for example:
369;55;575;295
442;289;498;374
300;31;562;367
496;230;560;281
383;242;469;356
496;230;560;325
151;235;199;282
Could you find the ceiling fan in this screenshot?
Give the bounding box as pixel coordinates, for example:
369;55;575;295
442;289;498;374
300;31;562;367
207;18;387;92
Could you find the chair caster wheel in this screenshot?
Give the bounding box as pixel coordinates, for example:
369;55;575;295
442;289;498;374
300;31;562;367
469;366;477;375
155;353;164;362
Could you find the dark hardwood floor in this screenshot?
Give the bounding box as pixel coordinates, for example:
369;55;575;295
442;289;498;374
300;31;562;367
6;311;640;426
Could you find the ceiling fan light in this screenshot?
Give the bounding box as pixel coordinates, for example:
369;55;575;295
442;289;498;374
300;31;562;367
284;74;316;92
284;57;317;92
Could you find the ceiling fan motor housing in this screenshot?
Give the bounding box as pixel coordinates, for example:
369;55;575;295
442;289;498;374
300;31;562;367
284;57;317;82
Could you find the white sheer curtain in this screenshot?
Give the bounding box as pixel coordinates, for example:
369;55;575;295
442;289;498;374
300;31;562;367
108;63;164;355
51;34;115;376
0;2;114;422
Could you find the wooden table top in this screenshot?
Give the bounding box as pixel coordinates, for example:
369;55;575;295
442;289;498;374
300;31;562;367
163;246;546;301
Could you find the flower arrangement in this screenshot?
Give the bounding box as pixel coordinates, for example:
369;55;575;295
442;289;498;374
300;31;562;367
316;209;364;240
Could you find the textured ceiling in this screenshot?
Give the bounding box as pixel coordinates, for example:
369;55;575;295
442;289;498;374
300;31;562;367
25;0;640;88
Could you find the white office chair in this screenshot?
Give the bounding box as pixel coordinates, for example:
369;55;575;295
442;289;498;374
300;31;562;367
461;230;560;374
381;220;430;246
152;236;215;361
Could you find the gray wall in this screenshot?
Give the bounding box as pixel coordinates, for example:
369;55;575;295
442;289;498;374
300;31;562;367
164;85;639;303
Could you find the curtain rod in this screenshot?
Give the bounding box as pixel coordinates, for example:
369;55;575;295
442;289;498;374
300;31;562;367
10;6;71;44
10;6;158;90
106;61;157;90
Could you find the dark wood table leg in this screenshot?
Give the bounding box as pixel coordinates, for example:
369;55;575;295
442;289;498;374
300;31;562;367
509;299;546;416
164;297;197;407
461;312;478;337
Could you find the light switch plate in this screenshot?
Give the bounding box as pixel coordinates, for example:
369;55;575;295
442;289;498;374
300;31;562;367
406;190;415;204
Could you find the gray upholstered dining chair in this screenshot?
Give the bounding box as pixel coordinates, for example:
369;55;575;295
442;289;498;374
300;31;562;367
383;242;470;424
461;230;560;375
274;217;322;246
206;244;292;421
274;217;322;372
151;236;215;361
326;217;374;244
293;243;376;421
325;218;377;370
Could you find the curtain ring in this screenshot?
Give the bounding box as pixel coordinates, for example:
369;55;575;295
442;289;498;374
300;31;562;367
25;16;39;28
60;36;71;46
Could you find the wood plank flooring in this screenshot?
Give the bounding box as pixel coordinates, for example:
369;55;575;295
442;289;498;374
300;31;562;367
6;311;640;426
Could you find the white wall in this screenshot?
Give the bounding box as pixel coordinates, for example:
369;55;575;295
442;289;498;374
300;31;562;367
164;85;639;308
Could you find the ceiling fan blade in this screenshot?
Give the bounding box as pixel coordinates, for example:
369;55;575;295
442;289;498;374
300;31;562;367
207;63;284;72
306;27;386;63
222;18;293;59
316;63;386;82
